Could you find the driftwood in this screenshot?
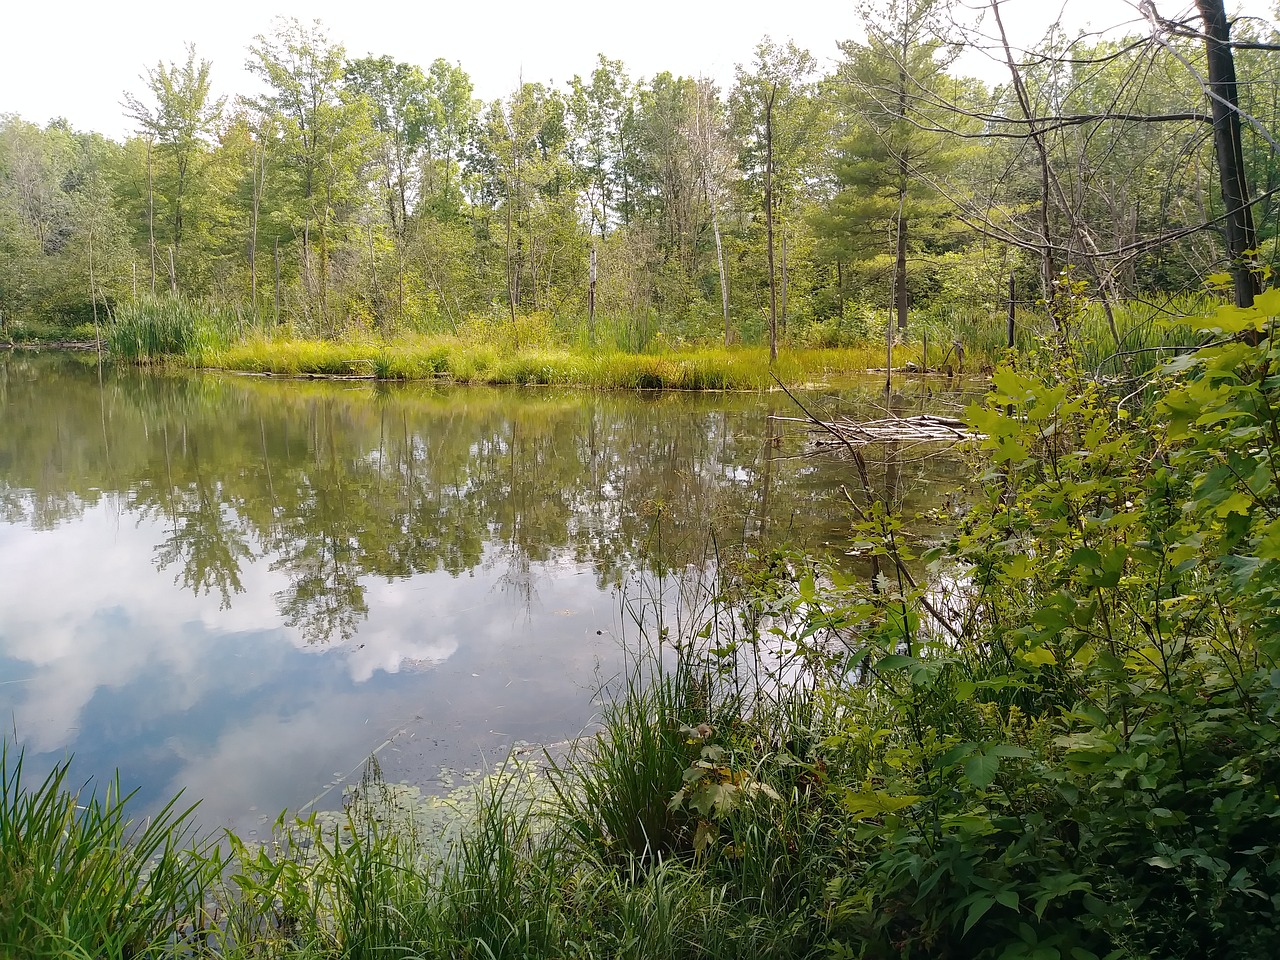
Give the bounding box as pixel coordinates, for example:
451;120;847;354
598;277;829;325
771;413;983;448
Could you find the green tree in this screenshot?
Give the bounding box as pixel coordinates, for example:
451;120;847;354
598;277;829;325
474;82;582;325
568;56;636;237
818;0;967;332
420;58;478;220
247;18;374;333
730;39;823;360
344;54;431;327
123;44;224;294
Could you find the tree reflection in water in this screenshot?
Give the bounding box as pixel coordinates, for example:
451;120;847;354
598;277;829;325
0;353;974;644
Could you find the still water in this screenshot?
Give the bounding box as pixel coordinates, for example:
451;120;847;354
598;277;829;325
0;351;968;834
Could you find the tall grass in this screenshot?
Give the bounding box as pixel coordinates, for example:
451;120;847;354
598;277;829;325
1072;293;1214;379
1;617;840;960
549;663;704;864
108;295;238;363
0;744;212;959
206;335;918;390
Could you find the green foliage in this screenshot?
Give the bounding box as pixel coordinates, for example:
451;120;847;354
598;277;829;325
199;333;912;389
809;289;1280;957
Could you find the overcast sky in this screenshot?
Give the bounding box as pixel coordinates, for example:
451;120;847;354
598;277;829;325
1;0;1274;140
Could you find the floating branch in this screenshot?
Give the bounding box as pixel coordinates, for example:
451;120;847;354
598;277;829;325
770;413;984;448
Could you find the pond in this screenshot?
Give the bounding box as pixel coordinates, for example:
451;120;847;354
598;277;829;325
0;351;971;835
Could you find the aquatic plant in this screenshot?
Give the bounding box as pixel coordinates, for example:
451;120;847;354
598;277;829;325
0;744;212;959
108;295;238;363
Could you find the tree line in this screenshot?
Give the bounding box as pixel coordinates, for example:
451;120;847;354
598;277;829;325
1;0;1276;350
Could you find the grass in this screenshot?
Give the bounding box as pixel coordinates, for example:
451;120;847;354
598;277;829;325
0;622;842;960
107;295;239;364
97;290;1233;392
202;335;926;391
0;743;213;959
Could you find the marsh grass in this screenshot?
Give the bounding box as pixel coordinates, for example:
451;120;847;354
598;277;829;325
549;663;703;864
0;744;213;959
203;335;918;390
1072;293;1213;379
108;295;238;363
1;609;842;960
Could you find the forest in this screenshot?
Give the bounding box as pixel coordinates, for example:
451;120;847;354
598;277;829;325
0;0;1276;361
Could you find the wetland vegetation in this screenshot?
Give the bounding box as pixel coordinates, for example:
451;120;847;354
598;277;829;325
3;0;1280;956
5;293;1280;958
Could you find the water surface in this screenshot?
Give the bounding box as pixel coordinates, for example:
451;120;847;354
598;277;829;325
0;352;968;833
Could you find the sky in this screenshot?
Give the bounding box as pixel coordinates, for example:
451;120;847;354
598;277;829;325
1;0;1275;140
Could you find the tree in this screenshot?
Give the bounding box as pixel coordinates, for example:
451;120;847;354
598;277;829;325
731;39;822;360
247;18;374;332
1190;0;1261;307
123;44;224;293
474;81;581;325
819;0;968;332
568;56;636;238
421;59;477;220
345;55;430;326
692;78;734;343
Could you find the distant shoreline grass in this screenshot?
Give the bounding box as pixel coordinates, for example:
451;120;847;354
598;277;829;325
96;291;1217;390
202;336;930;390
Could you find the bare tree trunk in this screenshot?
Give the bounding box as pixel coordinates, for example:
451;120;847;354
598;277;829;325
274;237;282;327
321;154;333;336
780;220;789;336
250;140;264;325
1196;0;1260;309
302;218;312;324
894;196;908;331
714;209;730;345
694;80;731;345
989;1;1055;316
368;221;382;334
505;198;518;326
990;0;1124;348
147;138;157;295
88;226;101;363
765;83;779;364
588;241;597;340
895;45;909;332
398;247;405;329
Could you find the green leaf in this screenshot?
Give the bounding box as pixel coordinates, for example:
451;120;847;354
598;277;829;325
842;789;922;819
964;751;1000;789
991;744;1034;759
1018;646;1058;667
877;654;914;671
995;889;1020;911
963;895;996;935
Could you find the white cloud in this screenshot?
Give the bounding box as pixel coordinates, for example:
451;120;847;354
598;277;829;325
1;502;622;827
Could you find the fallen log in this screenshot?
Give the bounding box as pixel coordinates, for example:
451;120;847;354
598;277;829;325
771;413;984;447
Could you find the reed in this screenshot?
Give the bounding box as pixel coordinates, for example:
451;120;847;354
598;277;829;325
0;744;212;959
204;335;918;390
108;295;237;363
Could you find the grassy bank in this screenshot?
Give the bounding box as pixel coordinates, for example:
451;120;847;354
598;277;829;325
7;295;1277;959
205;337;927;390
98;291;1223;389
